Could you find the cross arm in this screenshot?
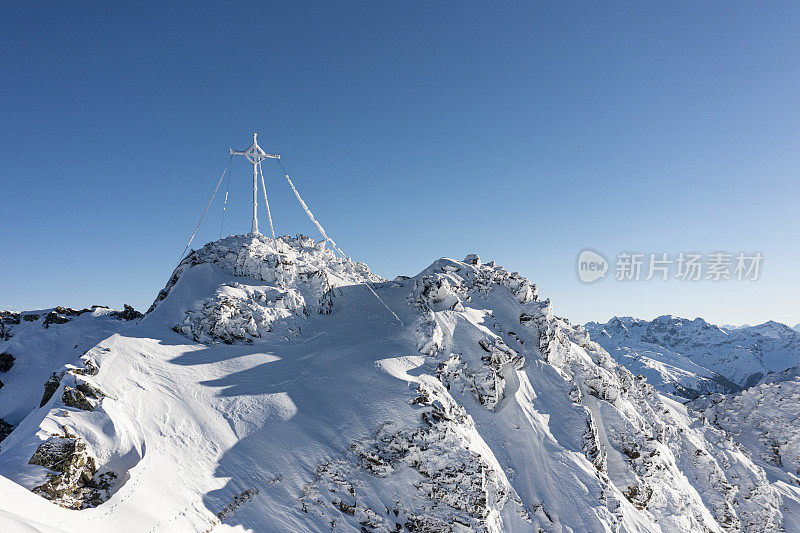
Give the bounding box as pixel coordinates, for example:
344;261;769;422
230;148;281;159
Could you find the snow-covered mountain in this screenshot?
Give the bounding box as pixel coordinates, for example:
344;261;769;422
1;234;799;532
585;316;800;397
689;363;800;488
0;306;142;438
720;324;752;331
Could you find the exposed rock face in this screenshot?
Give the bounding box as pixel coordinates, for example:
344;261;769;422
43;311;72;328
40;373;62;407
111;304;143;321
0;352;15;372
28;428;111;509
0;311;20;340
62;386;94;411
0;418;13;443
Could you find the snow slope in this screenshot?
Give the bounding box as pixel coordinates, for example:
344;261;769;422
0;306;142;436
0;234;796;531
689;364;800;485
585;316;800;396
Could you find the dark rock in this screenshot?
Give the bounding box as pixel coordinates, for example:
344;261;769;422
28;429;105;509
113;304;143;321
62;386;94;411
76;381;100;398
0;419;13;443
0;311;20;340
0;352;15;373
23;314;40;322
54;306;91;317
0;311;20;325
40;373;62;407
43;311;70;328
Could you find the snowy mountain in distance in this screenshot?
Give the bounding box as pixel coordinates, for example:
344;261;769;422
794;323;800;333
720;324;752;331
585;316;800;396
0;233;799;532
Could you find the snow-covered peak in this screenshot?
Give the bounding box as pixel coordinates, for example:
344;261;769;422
149;233;381;314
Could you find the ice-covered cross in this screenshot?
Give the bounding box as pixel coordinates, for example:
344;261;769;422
230;132;281;236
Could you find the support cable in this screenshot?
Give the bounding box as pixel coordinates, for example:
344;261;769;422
219;156;234;238
277;159;345;256
274;158;403;326
258;161;276;239
179;155;232;262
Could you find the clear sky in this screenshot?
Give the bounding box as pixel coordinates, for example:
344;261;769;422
2;2;798;326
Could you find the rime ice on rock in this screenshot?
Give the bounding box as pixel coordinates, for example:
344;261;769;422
155;234;384;344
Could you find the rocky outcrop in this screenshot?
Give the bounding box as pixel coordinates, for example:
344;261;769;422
163;234;384;345
62;386;94;411
175;282;306;344
40;373;62;407
43;311;71;328
28;428;113;509
111;304;143;321
0;418;13;443
0;311;20;340
300;382;531;532
0;352;15;373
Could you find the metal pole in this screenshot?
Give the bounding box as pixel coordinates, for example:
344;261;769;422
252;156;259;235
230;133;279;236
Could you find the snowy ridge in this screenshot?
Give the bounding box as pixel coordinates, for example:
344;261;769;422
0;235;797;531
0;306;141;437
690;364;800;486
586;316;800;396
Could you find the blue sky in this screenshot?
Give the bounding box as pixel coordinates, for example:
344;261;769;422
2;2;798;326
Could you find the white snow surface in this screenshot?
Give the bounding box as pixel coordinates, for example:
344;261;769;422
689;364;800;486
585;316;800;396
0;234;796;531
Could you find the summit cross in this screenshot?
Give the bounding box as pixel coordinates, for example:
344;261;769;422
230;132;280;235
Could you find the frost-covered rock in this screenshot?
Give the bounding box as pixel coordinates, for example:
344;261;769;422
175;282;306;344
690;368;800;482
153;234;384;344
300;381;531;532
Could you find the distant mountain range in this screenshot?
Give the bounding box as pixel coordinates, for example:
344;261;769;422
585;316;800;397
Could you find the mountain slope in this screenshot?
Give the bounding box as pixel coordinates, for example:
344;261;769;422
0;306;142;439
585;316;800;396
689;364;800;486
0;234;796;532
